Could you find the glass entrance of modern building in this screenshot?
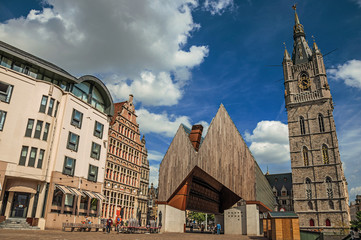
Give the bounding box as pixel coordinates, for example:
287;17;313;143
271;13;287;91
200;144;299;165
10;192;30;218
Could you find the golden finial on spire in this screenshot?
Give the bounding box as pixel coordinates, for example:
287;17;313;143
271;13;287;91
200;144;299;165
311;35;315;42
283;42;287;49
292;3;297;10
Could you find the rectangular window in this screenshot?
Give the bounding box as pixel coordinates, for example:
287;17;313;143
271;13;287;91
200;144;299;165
67;132;80;151
0;81;14;103
71;109;83;128
25;119;35;137
42;123;50;141
54;101;59;117
0;110;6;131
28;147;37;167
19;146;29;166
64;194;74;207
12;62;24;73
0;56;12;68
63;156;76;176
88;164;98;182
37;149;45;169
34;120;43;139
39;96;48;113
91;142;101;160
47;98;55;116
94;121;104;138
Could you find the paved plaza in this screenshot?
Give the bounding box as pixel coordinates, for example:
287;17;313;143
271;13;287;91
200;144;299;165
0;229;267;240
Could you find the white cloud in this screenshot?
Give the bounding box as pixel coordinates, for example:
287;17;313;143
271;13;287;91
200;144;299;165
136;108;210;139
327;60;361;89
149;165;160;187
148;150;164;162
106;71;183;106
0;0;211;106
196;120;209;137
350;186;361;199
244;121;290;164
204;0;234;15
137;108;192;137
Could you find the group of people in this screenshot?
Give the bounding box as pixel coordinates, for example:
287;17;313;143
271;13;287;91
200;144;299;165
105;217;125;233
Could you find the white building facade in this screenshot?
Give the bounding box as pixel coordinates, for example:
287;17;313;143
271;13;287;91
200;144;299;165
0;41;114;229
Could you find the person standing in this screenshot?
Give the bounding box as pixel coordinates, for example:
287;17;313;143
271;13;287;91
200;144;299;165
216;223;221;235
106;218;113;234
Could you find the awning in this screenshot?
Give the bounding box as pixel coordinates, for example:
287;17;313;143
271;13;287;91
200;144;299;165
6;180;37;194
56;185;73;195
66;187;85;197
93;192;106;201
8;185;36;194
83;190;97;199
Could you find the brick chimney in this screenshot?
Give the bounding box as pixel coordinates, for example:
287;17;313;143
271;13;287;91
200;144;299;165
189;124;203;152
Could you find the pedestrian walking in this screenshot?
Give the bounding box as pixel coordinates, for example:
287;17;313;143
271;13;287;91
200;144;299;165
216;223;221;234
106;217;113;233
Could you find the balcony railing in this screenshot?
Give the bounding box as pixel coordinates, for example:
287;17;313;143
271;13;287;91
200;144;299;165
292;90;322;103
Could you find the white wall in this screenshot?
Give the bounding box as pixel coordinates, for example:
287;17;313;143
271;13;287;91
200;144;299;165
158;204;185;233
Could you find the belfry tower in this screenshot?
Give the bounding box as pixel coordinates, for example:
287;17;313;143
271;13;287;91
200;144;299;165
283;7;350;232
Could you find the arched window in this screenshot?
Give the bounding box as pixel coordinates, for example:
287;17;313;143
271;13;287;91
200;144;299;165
308;201;313;210
329;200;334;209
310;219;315;226
303;147;309;166
300;116;306;135
322;144;329;164
306;178;312;199
318;114;325;132
326;177;333;199
326;219;331;226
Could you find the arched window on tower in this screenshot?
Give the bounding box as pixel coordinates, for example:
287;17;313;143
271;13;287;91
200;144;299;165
322;144;329;164
310;219;315;226
318;114;325;132
326;219;331;226
300;116;306;135
326;177;333;199
303;147;309;166
308;201;313;210
306;178;312;199
329;200;334;209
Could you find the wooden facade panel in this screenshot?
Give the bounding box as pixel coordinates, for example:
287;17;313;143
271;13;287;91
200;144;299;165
159;105;259;203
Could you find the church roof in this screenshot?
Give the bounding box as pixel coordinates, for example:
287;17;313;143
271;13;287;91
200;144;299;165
265;173;292;195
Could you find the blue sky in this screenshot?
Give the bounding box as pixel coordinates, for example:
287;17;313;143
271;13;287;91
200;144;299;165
1;0;361;202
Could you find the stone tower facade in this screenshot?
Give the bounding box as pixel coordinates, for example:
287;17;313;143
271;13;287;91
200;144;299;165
283;9;350;232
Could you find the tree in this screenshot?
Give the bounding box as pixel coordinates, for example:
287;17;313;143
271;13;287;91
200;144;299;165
189;212;205;223
351;211;361;230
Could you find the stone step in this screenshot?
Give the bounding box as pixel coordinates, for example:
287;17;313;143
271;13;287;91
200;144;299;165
0;218;40;230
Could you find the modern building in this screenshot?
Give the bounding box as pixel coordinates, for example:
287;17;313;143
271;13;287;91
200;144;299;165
283;8;350;232
350;195;361;221
102;95;149;225
0;40;114;229
157;105;275;235
265;172;293;212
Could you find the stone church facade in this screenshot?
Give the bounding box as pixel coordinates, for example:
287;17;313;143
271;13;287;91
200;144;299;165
283;9;350;232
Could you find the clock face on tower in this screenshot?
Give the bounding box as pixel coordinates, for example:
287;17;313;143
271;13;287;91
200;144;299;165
298;74;310;89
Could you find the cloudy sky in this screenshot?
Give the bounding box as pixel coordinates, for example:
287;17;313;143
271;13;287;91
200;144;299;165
1;0;361;201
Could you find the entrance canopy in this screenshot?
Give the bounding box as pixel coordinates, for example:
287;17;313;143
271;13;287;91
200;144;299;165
166;166;241;214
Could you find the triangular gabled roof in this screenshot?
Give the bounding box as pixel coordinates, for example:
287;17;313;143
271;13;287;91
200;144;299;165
158;104;274;211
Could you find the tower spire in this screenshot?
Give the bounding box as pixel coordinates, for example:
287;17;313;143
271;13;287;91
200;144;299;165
291;5;312;65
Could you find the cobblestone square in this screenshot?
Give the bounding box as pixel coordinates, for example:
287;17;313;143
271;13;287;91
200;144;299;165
0;229;267;240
